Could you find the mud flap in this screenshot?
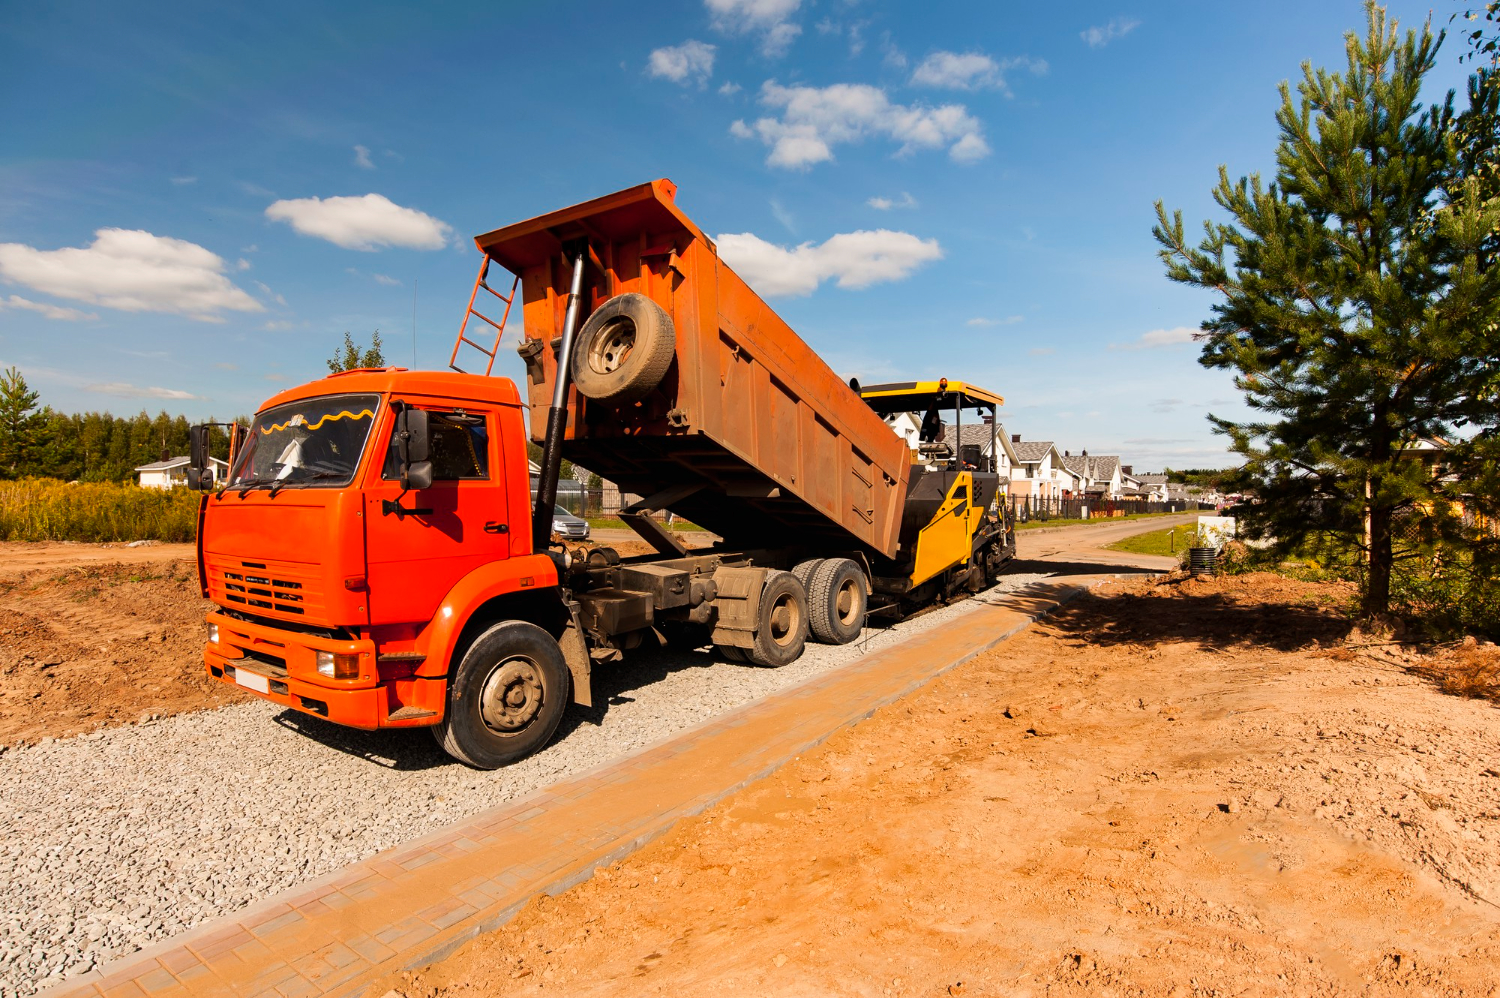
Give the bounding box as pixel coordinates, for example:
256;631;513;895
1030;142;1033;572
710;565;769;650
560;601;592;708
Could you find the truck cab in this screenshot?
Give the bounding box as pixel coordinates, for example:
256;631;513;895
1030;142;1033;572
199;368;558;748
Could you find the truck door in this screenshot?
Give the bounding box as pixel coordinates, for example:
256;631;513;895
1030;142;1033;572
363;403;510;626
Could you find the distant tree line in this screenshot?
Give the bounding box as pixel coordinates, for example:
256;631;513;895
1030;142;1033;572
0;367;242;482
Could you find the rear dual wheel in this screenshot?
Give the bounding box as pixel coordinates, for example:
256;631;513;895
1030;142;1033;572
793;557;867;645
717;571;810;666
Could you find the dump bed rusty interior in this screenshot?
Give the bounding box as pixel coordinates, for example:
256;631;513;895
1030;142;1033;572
474;180;910;559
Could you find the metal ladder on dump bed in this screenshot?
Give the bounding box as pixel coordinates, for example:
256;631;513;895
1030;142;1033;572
448;255;520;375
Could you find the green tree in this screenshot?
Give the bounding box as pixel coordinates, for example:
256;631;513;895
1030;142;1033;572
1154;3;1500;616
327;330;386;373
0;367;44;478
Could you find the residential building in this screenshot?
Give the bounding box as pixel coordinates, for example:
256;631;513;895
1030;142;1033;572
135;456;228;489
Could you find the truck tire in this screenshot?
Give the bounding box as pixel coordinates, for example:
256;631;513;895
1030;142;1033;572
571;293;676;404
791;558;820;594
746;571;809;667
806;557;866;645
433;620;570;769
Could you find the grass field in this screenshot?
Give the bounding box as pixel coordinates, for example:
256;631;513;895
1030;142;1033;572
585;516;706;532
0;479;201;542
1106;524;1199;557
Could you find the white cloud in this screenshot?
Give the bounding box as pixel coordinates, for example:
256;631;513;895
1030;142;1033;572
0;229;263;321
353;145;375;169
648;40;716;86
236;258;251;271
1082;17;1140;49
731;81;989;168
170;176;197;186
84;382;199;400
911;52;1047;94
768;198;796;233
373;273;402;286
265;194;453;251
718;80;742;96
252;281;287;306
715;228;942;297
966;315;1023;327
0;294;98;321
263;321;295;332
706;0;802;57
1028;347;1054;356
1111;326;1199;350
867;192;917;210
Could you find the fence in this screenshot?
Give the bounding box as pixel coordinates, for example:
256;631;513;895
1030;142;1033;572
1006;495;1214;523
547;487;1215;524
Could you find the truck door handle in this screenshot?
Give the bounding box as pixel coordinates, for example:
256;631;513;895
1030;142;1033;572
484;521;508;534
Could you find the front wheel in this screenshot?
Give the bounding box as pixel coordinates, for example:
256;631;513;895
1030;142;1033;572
433;620;570;769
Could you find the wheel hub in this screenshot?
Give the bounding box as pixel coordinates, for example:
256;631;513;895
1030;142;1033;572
588;318;636;375
836;580;859;625
479;657;544;733
767;594;796;645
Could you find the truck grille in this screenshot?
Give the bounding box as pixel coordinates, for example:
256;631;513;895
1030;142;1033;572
206;556;325;620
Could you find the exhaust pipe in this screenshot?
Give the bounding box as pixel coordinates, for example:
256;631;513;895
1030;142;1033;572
532;243;588;552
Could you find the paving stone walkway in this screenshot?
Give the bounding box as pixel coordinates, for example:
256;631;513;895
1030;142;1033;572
43;576;1106;998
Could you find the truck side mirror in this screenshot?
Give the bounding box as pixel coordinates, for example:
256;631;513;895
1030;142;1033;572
189;426;212;490
397;407;432;491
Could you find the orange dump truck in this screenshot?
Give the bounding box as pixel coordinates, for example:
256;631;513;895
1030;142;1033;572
192;180;1013;768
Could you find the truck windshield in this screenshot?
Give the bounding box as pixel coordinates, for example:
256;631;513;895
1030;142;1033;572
229;394;380;488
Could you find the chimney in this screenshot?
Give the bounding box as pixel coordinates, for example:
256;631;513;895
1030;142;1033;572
1064;450;1070;457
1011;434;1021;444
1122;465;1133;476
982;414;994;425
1081;449;1088;457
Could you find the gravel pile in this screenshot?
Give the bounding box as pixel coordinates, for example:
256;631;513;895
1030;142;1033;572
0;572;1052;995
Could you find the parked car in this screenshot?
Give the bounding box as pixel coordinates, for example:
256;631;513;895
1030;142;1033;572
551;504;590;541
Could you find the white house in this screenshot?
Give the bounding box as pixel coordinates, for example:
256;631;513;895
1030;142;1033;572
1060;452;1126;499
135;456;228;489
1007;435;1068;499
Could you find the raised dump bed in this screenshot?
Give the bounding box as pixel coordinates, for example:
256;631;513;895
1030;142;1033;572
474;179;910;559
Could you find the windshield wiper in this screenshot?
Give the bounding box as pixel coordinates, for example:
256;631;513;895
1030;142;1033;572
282;471;346;488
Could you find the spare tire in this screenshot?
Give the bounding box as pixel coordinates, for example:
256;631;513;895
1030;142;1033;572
571;293;676;404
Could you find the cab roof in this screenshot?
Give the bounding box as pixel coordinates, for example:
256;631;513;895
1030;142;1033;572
257;368;522;413
858;379;1004;414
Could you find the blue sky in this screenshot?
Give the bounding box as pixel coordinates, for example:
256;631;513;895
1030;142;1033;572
0;0;1478;470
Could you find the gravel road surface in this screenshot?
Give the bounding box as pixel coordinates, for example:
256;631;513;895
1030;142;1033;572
2;571;1059;995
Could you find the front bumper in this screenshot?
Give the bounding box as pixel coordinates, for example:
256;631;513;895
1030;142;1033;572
204;610;444;729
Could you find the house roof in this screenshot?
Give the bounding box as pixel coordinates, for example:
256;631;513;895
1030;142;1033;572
1136;474;1169;485
1060;454;1121;482
1011;440;1056;463
134;456;227;472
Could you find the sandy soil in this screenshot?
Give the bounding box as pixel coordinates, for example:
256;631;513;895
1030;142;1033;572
383;572;1500;998
0;560;232;745
0;541;196;578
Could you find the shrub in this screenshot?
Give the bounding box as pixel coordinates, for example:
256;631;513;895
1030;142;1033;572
0;478;201;543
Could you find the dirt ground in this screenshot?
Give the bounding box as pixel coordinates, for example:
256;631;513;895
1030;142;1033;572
383;572;1500;998
0;557;232;745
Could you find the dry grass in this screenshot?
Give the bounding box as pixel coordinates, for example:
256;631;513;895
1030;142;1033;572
0;478;200;542
1411;645;1500;704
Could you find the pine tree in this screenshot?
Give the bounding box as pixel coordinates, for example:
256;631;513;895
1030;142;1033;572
327;330;387;373
1154;2;1500;616
0;367;43;478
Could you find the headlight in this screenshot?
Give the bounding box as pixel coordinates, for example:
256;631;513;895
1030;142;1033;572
207;623;219;644
316;650;360;679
